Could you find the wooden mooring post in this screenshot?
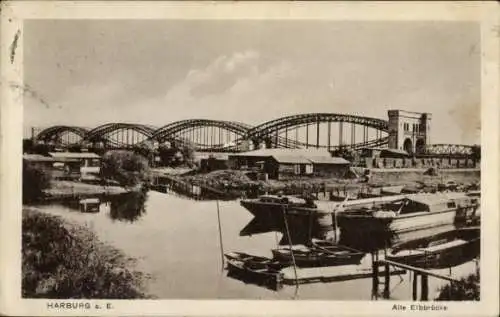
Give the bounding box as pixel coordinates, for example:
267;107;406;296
412;272;419;300
383;248;391;299
216;200;225;271
371;252;379;300
282;206;299;292
421;274;429;301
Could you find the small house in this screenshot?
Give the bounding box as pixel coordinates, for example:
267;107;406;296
48;152;101;178
265;154;313;179
308;156;350;178
228;148;351;180
23;154;57;177
200;153;230;172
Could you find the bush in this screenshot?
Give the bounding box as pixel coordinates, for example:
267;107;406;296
23;139;34;153
108;187;148;222
157;139;196;167
22;209;149;298
23;162;51;203
133;140;155;164
100;150;150;187
435;272;480;301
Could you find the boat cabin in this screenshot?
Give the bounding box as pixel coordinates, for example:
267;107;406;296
353;193;478;216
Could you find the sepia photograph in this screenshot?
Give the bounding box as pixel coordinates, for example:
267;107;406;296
1;1;499;316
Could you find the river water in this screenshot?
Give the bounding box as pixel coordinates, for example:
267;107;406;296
33;191;478;300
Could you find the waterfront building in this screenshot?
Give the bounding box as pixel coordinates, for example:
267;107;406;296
48;152;101;179
23;154;57;176
228;149;350;180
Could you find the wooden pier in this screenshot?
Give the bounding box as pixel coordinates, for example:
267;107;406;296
281;264;406;285
151;172;241;200
372;257;467;301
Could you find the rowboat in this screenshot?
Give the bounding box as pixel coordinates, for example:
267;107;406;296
224;252;285;290
271;240;365;268
386;227;480;269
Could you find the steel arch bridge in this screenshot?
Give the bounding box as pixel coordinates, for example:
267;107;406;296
32;112;474;155
152;119;252;151
35;125;89;145
425;144;475;155
83;123;158;148
245;113;389;150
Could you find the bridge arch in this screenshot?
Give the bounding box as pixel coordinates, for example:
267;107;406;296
152;119;252;151
35;126;89;145
403;138;413;155
246;113;389;150
84;123;157;148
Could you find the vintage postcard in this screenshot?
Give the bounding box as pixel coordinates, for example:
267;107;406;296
0;1;499;316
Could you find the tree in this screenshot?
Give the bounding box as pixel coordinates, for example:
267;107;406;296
435;272;479;301
67;144;82;152
100;150;150;187
158;143;177;166
179;138;196;167
158;139;196;167
23;139;34;154
470;145;480;162
332;146;359;164
23;162;51;203
32;143;54;156
133;140;155;165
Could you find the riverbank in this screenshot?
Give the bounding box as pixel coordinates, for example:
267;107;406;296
163;168;480;199
28;192;481;300
22;207;151;299
41;180;134;201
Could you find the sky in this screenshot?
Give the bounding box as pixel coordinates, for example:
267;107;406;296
24;20;480;144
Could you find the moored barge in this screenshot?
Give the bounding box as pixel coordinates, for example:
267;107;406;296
336;192;480;248
386;227;480;269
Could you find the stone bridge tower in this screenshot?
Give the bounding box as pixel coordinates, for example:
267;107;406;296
387;110;431;155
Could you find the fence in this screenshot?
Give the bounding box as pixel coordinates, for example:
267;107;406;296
363;157;478;169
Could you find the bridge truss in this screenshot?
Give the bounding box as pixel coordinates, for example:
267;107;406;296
32;113;473;155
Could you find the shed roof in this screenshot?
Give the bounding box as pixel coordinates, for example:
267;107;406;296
49;152;101;159
23;154;55;162
307;156;350;165
271;155;312;164
230;148;350;165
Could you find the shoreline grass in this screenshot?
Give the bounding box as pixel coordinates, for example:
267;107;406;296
22;208;152;299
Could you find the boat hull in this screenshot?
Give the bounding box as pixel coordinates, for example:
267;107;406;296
271;250;365;267
224;253;284;290
239;199;334;243
337;210;458;235
386;228;480;269
240;200;317;219
271;241;366;268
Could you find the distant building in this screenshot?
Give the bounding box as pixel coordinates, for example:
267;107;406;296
199;153;230;172
48;152;101;179
360;147;411;159
228;149;350;180
23;154;56;176
387;110;431;154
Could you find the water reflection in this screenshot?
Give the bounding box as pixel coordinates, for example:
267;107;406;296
33;192;480;299
108;189;148;222
239;212;468;253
